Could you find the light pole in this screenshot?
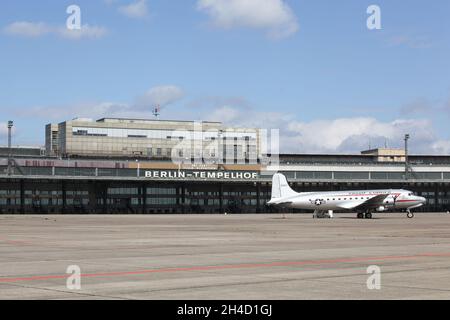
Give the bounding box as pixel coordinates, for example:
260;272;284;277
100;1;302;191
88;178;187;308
404;134;410;181
7;121;13;176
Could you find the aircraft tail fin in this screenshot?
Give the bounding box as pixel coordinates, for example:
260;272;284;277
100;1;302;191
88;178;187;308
271;173;298;199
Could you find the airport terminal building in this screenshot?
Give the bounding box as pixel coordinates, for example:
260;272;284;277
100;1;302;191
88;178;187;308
1;118;450;214
45;118;260;162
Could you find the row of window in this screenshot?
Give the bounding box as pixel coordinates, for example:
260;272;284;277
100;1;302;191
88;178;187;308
108;188;139;195
147;198;177;205
147;187;177;195
10;168;450;180
24;190;62;195
72;127;257;140
0;190;20;195
187;191;258;196
281;171;449;180
67;191;89;196
66;199;89;205
184;199;259;206
311;197;371;202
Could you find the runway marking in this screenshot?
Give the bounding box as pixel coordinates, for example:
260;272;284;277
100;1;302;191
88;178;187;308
0;237;34;246
1;252;450;284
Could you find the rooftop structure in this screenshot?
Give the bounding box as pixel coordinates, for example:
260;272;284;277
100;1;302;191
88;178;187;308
361;148;406;162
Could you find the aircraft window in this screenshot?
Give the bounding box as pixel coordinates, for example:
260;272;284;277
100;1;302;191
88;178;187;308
338;198;341;200
333;198;335;201
344;198;347;200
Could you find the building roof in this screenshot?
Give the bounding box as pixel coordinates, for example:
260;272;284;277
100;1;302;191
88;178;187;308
95;118;222;124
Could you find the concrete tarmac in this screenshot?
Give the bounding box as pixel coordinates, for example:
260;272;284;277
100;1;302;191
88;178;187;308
1;213;450;300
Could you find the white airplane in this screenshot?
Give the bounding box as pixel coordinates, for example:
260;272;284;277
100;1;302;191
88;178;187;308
267;173;426;219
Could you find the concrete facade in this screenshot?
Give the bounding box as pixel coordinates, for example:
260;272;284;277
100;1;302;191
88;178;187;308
45;124;59;156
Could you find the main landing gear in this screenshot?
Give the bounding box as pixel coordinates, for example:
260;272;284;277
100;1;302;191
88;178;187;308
357;211;372;219
406;210;414;219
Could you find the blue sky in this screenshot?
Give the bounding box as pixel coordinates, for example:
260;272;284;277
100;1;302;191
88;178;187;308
0;0;449;153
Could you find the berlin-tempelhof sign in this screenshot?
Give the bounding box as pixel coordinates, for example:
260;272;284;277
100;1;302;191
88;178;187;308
145;170;259;180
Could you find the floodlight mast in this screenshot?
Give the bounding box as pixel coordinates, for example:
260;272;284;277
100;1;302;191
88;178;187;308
7;121;13;176
404;134;410;181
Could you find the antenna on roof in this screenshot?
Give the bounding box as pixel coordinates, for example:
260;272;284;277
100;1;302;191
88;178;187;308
152;105;160;119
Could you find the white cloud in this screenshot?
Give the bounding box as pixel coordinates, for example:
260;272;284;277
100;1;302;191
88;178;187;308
431;140;450;154
388;35;432;49
21;85;184;121
3;22;107;40
207;105;243;123
3;21;51;37
197;0;299;39
57;25;108;40
198;102;450;154
134;85;184;110
285;118;437;153
206;104;290;129
118;0;149;19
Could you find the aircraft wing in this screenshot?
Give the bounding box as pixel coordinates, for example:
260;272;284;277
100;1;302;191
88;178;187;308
336;194;390;210
273;201;293;206
337;201;365;210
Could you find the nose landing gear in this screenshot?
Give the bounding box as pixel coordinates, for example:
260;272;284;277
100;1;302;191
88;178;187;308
406;210;414;219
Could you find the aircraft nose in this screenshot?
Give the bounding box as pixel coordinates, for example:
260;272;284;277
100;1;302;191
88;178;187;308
418;196;426;203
